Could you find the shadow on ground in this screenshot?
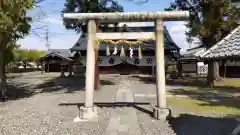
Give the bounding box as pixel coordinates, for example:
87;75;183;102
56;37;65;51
169;114;240;135
1;83;36;101
36;76;116;93
132;75;207;86
60;101;240;135
168;88;240;110
132;75;240;93
59;102;153;116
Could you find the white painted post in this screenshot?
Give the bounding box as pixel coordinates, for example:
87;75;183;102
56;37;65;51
85;20;96;108
153;19;169;120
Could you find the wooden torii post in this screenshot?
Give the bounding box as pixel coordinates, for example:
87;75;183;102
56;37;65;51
63;11;189;120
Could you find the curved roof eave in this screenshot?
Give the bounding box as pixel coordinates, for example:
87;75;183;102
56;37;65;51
71;26;180;51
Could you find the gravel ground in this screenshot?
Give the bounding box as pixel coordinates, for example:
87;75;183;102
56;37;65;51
0;72;119;135
0;72;239;135
129;75;240;135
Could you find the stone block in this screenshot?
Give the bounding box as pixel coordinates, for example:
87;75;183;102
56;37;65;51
80;106;98;120
153;107;170;121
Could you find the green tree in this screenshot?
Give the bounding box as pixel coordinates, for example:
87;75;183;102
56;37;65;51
0;0;34;100
4;42;18;66
62;0;124;33
165;0;240;87
62;0;124;90
27;50;46;61
13;49;46;68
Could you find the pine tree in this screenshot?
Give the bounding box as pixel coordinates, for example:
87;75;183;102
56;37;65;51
62;0;124;33
165;0;240;87
62;0;123;90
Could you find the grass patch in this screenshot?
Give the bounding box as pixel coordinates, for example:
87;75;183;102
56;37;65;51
215;78;240;87
167;97;240;116
171;78;240;95
179;86;239;95
39;75;58;81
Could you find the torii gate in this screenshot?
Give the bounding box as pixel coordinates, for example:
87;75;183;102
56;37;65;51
63;11;189;120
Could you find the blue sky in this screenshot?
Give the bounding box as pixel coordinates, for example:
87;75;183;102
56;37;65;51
18;0;189;52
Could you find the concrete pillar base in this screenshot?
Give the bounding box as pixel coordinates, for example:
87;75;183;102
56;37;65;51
79;106;98;120
60;74;65;77
153;107;170;120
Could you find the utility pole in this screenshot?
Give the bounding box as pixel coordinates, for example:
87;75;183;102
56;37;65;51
45;26;50;50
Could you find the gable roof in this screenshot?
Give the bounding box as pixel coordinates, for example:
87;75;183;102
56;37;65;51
47;49;75;58
182;45;206;57
179;45;206;61
70;26;180;51
40;49;74;61
39;52;73;61
201;25;240;59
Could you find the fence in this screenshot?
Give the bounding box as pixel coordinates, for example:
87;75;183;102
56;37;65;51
198;65;208;76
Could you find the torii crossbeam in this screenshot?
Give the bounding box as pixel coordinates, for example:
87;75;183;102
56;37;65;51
63;11;189;121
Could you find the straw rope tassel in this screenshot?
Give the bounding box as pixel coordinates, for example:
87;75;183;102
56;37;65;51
120;46;125;57
138;45;142;59
129;46;133;58
113;45;118;55
106;45;110;56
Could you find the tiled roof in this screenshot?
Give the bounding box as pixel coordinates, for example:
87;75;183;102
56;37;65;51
179;45;206;61
40;52;73;61
70;26;180;51
47;49;75;58
182;47;206;57
201;25;240;59
40;49;75;61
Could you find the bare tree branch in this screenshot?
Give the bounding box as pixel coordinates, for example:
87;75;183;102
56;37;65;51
35;0;46;4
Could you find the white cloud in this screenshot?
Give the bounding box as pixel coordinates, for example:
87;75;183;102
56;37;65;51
17;34;79;50
170;24;186;33
42;16;63;25
165;21;189;52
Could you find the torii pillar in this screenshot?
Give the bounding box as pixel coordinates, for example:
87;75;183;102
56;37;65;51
63;11;189;121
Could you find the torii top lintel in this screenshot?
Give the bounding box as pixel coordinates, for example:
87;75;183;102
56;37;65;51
63;11;189;22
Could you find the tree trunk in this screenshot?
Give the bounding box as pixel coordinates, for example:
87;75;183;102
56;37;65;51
24;60;27;68
94;49;100;90
213;61;223;81
207;61;215;87
207;60;223;87
0;37;6;101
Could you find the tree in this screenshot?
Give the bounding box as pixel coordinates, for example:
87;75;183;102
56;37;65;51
0;0;34;100
62;0;124;33
165;0;240;87
62;0;124;90
13;49;46;68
